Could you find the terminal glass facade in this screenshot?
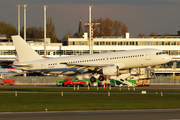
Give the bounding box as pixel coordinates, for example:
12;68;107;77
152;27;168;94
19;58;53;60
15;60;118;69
1;49;180;56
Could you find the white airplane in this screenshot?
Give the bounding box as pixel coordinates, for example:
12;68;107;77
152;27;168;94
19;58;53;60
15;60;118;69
11;35;172;82
0;65;23;76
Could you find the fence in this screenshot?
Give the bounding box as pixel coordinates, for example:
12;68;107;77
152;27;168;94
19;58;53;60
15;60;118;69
4;76;180;85
150;76;180;85
4;76;76;85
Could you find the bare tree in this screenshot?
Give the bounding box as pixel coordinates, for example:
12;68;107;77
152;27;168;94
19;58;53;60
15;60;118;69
148;32;157;37
20;17;58;42
138;33;146;38
85;18;128;37
21;26;43;38
63;30;73;39
46;17;57;43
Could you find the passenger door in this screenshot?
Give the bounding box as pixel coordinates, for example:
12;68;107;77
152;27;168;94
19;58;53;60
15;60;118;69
41;61;46;71
145;51;151;60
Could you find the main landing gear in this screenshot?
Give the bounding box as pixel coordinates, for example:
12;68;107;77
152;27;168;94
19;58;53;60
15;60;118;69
90;74;106;83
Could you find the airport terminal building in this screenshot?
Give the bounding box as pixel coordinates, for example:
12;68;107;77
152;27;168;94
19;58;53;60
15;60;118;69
1;32;180;75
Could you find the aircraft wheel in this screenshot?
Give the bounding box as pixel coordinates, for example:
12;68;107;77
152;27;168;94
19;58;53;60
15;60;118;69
150;72;154;76
98;76;104;81
90;77;96;83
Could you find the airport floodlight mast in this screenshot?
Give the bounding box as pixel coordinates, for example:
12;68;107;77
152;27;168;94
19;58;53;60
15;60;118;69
85;6;101;54
23;4;27;41
17;5;21;36
43;5;47;57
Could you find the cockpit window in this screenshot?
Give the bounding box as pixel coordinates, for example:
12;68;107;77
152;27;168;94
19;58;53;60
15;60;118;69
156;52;166;55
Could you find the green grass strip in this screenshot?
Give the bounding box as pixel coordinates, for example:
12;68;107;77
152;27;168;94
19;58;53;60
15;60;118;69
1;87;180;93
0;92;180;112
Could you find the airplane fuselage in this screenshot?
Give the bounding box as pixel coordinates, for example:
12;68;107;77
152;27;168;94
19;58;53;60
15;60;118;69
13;48;171;74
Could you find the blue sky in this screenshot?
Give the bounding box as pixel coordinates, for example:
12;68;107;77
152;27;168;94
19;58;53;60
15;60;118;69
1;0;180;39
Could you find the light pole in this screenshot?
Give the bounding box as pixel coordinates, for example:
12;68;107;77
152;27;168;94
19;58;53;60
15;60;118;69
85;6;100;54
23;4;27;41
43;5;47;57
17;5;21;36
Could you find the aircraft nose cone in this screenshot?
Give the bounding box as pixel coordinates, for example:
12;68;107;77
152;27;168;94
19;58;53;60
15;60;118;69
163;55;172;62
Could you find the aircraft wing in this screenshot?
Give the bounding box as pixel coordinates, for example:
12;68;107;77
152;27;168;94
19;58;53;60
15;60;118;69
61;63;114;71
0;72;18;75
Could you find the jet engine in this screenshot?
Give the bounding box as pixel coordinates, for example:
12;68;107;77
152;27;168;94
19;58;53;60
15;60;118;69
102;66;119;76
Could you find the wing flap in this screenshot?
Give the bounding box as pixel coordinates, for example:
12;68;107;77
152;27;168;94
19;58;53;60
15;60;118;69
61;63;113;68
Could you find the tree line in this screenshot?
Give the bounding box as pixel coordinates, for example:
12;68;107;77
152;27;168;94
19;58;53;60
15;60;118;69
63;17;129;38
91;17;128;37
138;32;171;38
1;17;171;42
0;21;17;38
0;17;57;43
0;17;129;41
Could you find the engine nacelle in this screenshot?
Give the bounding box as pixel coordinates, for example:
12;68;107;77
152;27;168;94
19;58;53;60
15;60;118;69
102;66;119;76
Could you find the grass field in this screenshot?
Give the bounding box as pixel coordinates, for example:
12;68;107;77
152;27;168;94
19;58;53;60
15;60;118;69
0;87;180;112
1;87;180;92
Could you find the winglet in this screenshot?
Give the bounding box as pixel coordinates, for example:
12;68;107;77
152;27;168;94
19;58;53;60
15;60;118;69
11;35;43;62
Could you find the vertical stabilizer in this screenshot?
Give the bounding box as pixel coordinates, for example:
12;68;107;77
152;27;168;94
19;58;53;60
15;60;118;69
12;35;43;62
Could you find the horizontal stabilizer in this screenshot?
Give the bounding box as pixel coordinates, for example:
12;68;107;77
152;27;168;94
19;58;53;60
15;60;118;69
12;64;32;67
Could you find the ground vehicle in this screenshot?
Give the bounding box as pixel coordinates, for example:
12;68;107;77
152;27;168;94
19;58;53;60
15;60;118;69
62;78;88;87
98;80;111;87
0;79;15;85
56;79;64;86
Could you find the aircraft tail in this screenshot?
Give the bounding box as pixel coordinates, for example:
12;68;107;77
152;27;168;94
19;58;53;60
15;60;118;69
11;35;43;63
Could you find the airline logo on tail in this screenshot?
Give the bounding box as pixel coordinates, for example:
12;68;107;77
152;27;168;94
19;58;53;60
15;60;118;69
15;56;20;63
